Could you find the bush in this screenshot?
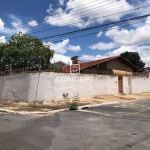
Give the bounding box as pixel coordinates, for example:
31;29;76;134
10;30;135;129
66;94;80;110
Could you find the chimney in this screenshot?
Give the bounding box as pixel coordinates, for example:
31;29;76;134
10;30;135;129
72;60;83;64
71;56;83;64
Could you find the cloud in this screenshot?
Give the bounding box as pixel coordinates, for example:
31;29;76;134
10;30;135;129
97;31;102;37
45;10;89;28
0;14;29;35
105;16;150;46
9;14;29;33
66;45;81;52
45;38;81;54
59;0;65;6
89;42;117;50
49;39;70;54
0;36;6;43
79;54;107;61
28;20;38;27
146;16;150;25
47;4;53;13
51;54;71;64
9;14;22;27
0;18;4;30
45;0;134;28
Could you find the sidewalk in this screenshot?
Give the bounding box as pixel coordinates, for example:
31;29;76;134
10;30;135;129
0;92;150;114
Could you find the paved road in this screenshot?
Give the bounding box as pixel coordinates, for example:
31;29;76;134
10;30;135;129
0;99;150;150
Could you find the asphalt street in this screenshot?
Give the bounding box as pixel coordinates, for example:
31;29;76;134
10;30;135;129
0;99;150;150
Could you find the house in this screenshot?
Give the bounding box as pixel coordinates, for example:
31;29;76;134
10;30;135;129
62;56;141;93
53;60;68;67
62;56;140;75
144;67;150;72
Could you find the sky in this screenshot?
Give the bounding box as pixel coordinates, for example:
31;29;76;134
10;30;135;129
0;0;150;67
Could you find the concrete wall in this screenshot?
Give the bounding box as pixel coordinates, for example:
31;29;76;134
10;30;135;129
0;73;118;102
107;59;133;72
0;74;31;101
130;76;150;94
123;76;130;94
0;72;149;102
31;73;118;101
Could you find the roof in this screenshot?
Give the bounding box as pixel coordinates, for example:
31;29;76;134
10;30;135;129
144;69;150;72
62;56;140;73
145;67;150;70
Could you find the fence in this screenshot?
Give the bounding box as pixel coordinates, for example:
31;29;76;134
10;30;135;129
0;67;149;77
80;69;149;77
0;65;62;76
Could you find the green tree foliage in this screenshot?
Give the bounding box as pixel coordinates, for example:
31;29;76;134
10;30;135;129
0;32;54;71
120;51;145;69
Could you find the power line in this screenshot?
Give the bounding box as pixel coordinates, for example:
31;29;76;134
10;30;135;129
44;0;133;22
39;13;150;40
3;0;120;29
1;0;138;32
29;2;148;34
4;0;101;28
51;17;149;43
1;15;149;48
29;0;139;34
1;3;148;42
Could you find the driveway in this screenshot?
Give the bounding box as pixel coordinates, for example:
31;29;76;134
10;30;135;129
0;99;150;150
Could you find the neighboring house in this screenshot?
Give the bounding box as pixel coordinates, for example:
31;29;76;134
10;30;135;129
62;56;140;74
53;60;68;67
145;67;150;72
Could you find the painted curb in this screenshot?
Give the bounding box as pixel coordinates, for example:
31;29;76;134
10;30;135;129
78;102;119;110
0;101;119;115
0;108;69;115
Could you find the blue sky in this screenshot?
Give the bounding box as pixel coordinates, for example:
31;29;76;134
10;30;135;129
0;0;150;66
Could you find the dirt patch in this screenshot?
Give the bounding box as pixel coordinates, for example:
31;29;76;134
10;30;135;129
0;92;150;112
0;99;90;112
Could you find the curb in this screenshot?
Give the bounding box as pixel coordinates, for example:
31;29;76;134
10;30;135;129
0;108;69;115
0;101;119;115
78;102;119;110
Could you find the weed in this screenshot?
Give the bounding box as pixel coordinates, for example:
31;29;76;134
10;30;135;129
66;94;80;110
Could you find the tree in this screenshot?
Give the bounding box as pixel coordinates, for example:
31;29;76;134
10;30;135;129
120;51;145;69
0;32;54;71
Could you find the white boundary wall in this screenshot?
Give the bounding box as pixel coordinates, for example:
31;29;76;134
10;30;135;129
0;72;149;102
130;76;150;94
0;72;118;102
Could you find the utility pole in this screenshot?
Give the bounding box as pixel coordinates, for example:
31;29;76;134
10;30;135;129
39;56;41;71
9;64;12;74
27;61;29;72
38;16;41;26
